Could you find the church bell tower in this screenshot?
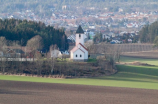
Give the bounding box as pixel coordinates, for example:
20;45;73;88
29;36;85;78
76;25;84;45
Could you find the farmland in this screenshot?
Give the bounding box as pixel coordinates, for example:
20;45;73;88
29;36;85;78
0;80;158;104
95;43;158;53
0;56;158;89
0;54;158;104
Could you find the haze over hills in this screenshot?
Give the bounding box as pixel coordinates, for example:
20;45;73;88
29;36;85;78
0;0;158;47
0;0;158;13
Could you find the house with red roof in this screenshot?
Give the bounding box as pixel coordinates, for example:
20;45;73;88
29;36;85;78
70;25;88;62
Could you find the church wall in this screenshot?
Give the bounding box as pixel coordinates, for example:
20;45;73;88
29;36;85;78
78;44;88;59
76;33;84;45
70;26;88;62
73;49;85;60
79;44;86;52
84;51;88;59
70;51;74;59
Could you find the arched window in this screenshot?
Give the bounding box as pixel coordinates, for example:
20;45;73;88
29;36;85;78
80;55;82;57
79;34;81;39
76;55;78;57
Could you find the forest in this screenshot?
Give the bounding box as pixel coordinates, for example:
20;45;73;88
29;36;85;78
0;19;69;51
139;21;158;44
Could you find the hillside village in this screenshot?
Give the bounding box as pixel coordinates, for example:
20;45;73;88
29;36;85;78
0;3;158;59
1;1;158;104
1;5;158;46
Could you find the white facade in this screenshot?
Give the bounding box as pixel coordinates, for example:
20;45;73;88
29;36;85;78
71;49;85;60
70;44;88;60
70;26;88;61
89;25;95;29
76;33;85;45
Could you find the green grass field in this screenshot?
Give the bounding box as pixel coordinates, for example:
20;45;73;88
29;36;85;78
120;56;158;66
0;56;158;90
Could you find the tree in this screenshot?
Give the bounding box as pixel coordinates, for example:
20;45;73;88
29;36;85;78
0;19;69;51
9;40;21;72
154;36;158;48
93;32;103;43
26;35;43;61
101;43;121;68
85;40;95;54
49;44;58;74
0;37;7;73
0;37;7;51
36;51;43;75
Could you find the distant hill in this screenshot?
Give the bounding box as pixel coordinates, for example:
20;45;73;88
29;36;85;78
0;0;158;13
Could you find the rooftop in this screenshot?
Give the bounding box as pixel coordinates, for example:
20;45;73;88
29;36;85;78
76;25;84;34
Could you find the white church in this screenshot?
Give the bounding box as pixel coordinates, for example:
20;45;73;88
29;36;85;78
70;25;88;62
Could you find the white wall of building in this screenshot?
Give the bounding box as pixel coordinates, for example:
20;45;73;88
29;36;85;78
78;44;88;59
70;52;73;59
70;26;89;61
89;25;95;29
76;33;84;45
73;49;85;60
70;44;88;60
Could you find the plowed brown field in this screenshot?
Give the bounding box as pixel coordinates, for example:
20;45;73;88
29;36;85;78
0;80;158;104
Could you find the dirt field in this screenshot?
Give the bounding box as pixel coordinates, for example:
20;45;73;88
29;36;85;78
0;80;158;104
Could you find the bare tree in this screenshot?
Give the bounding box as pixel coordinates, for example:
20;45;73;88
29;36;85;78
49;44;58;74
26;35;43;61
85;40;94;54
8;40;21;73
0;37;7;50
101;43;121;69
85;40;99;59
36;51;43;75
0;37;7;73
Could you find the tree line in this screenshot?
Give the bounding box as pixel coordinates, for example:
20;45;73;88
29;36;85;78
0;19;69;51
139;21;158;44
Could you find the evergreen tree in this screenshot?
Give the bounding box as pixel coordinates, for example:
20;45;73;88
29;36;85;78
139;21;158;43
0;19;69;51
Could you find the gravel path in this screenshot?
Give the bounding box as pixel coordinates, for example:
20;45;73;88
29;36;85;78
0;80;158;104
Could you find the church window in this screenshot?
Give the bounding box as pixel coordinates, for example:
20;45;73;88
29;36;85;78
79;34;81;39
80;55;82;57
76;55;78;57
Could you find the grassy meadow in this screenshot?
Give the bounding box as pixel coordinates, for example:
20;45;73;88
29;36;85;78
0;56;158;90
120;56;158;66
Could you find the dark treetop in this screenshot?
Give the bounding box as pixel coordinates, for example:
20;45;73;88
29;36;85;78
0;19;69;51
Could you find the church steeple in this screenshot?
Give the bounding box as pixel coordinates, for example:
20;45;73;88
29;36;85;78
70;25;88;62
76;25;84;45
76;25;84;34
